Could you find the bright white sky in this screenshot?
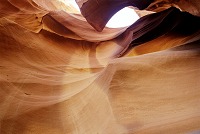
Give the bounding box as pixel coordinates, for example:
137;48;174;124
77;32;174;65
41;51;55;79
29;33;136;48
63;0;139;28
106;7;139;28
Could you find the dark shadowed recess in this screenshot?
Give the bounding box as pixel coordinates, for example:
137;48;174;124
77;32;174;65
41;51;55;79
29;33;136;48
129;7;200;47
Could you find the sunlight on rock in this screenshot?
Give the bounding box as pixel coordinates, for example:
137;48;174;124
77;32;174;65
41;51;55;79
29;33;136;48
58;0;80;12
69;0;80;11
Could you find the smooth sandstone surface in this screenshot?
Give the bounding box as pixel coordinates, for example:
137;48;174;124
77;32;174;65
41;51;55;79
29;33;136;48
0;0;200;133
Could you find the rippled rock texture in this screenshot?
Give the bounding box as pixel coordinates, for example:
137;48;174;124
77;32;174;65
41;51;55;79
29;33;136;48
0;0;200;133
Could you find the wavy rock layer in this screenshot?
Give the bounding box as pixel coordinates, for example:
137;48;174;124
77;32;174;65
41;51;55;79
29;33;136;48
0;0;200;134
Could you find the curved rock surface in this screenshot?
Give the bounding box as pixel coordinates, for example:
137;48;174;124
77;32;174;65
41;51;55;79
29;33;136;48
0;0;200;133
